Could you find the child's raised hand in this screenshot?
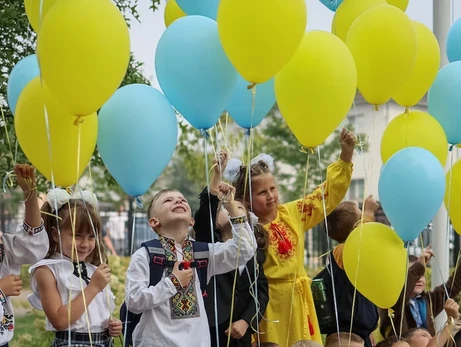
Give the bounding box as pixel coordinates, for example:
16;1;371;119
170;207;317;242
108;318;123;337
0;274;23;297
218;181;236;201
364;195;379;216
418;244;434;265
339;128;357;163
213;150;229;175
14;164;36;195
444;298;460;320
171;262;193;288
89;264;111;292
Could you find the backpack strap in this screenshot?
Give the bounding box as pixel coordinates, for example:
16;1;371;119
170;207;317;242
192;241;209;294
141;239;175;287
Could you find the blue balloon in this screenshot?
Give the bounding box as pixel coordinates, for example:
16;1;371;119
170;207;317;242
97;84;178;197
428;62;461;145
226;77;275;129
319;0;343;11
378;147;446;242
7;54;40;115
447;18;461;63
155;16;238;130
176;0;219;20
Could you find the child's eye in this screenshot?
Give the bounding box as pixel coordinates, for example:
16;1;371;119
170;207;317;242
89;235;96;239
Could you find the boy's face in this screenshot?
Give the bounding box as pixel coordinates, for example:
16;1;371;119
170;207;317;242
409;261;426;296
408;330;431;347
150;191;193;229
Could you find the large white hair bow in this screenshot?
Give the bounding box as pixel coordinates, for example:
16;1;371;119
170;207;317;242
46;188;98;212
223;153;275;183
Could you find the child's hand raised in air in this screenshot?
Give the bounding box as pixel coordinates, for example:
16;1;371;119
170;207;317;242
218;181;236;201
339;128;357;163
108;318;123;337
364;195;379;217
14;164;36;196
418;244;434;265
444;298;460;321
88;264;111;293
0;274;23;297
213;150;229;175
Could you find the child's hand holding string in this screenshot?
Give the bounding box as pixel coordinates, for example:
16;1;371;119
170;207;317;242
211;151;229;195
0;274;23;297
418;244;434;265
14;164;36;199
339;128;357;163
89;264;111;293
108;318;123;337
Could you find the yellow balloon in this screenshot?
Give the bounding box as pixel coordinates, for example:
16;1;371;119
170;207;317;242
164;0;186;27
37;0;130;117
445;160;461;235
343;223;407;309
217;0;307;84
386;0;409;11
24;0;61;33
381;110;448;166
392;22;440;107
346;5;416;106
332;0;386;42
275;31;357;148
15;77;97;187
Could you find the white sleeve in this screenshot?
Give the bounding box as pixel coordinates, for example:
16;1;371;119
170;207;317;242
206;221;257;282
3;221;49;267
125;248;178;315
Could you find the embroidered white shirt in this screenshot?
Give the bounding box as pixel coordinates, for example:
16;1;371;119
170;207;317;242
125;222;257;347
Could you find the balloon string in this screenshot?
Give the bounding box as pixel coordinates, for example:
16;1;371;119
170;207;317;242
372;105;379;111
398;249;410;339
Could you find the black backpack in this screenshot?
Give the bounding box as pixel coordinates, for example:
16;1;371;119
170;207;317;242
120;239;209;346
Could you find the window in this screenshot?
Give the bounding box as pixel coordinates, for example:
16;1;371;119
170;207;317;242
347;113;365;132
348;179;365;201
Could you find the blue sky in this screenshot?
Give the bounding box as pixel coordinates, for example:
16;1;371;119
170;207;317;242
129;0;460;89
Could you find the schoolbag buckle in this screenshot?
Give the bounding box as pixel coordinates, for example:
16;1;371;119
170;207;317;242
153;256;165;265
196;259;208;268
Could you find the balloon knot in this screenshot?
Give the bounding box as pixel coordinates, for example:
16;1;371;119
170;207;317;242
403;241;411;249
244;128;251;136
388;308;395;318
135;197;144;209
247;82;256;90
73;116;85;126
449;144;454;152
200;129;210;139
299;146;315;155
404;107;410;114
372;105;380;111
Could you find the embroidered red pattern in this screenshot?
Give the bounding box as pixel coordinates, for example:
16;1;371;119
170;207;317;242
269;221;295;260
297;183;329;222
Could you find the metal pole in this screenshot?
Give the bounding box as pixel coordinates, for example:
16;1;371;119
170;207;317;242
432;0;452;330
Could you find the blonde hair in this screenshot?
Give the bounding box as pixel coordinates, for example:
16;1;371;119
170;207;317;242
325;333;365;347
292;340;323;347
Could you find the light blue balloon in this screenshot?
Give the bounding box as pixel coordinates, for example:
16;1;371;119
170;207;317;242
176;0;219;20
97;84;178;197
155;15;238;130
428;62;461;145
7;54;40;115
378;147;446;242
226;77;275;129
447;18;461;63
319;0;343;11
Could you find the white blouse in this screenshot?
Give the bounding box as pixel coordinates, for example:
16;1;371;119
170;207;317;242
28;256;116;333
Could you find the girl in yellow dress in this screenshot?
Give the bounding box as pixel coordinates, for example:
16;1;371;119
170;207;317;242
223;128;356;347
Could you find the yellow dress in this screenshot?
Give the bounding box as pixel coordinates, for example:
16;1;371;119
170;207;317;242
258;159;353;347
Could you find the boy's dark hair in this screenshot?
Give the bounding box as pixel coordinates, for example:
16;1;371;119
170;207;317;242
375;336;407;347
147;188;180;219
326;201;360;242
403;327;430;340
325;332;364;347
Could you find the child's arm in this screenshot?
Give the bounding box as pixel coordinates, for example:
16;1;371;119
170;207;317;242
284;129;356;231
427;299;459;347
4;165;49;266
194;151;228;243
34;264;110;330
125;249;193;314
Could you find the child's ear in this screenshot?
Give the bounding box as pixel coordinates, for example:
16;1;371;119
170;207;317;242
51;227;60;242
189;217;195;228
149;217;160;229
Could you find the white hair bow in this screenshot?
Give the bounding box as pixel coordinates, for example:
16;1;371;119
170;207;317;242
46;188;98;212
223;153;275;183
